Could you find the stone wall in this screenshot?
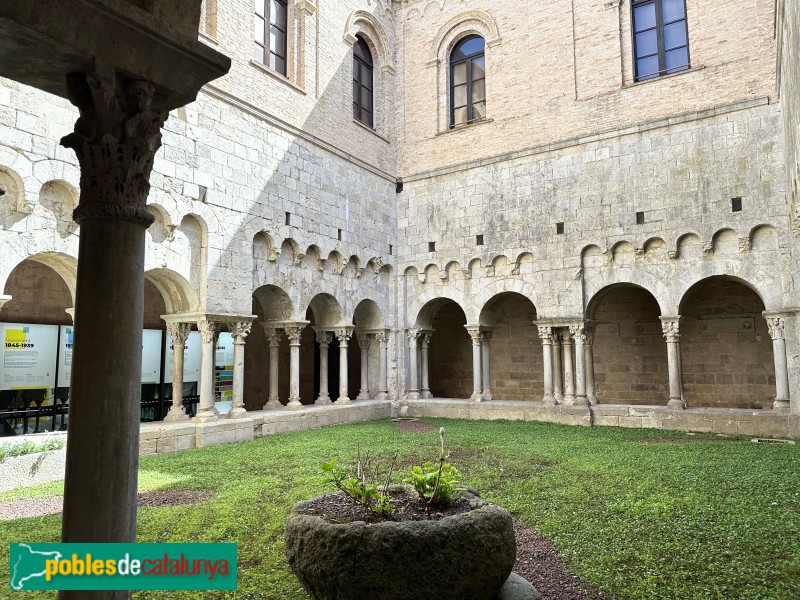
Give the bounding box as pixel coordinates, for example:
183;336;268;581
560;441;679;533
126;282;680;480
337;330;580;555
0;260;72;326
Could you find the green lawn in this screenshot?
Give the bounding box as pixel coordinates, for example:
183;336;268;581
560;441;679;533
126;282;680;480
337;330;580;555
1;419;799;599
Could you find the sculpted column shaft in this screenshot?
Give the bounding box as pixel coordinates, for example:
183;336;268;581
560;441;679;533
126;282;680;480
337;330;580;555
467;327;483;402
552;332;564;402
376;332;389;400
336;329;353;404
407;329;420;400
227;321;252;418
420;332;432;399
766;316;791;411
285;326;303;409
481;331;494;401
196;320;219;421
316;331;332;404
661;317;686;409
164;322;191;421
264;329;282;409
357;333;371;400
537;326;556;404
571;325;589;407
561;330;575;404
59;72;168;551
584;326;597;405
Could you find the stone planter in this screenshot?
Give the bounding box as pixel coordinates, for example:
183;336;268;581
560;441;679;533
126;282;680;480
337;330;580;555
285;489;516;600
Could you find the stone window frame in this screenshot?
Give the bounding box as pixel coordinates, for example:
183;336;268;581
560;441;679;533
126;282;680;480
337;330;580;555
199;0;218;40
427;10;501;134
255;0;290;76
344;10;395;139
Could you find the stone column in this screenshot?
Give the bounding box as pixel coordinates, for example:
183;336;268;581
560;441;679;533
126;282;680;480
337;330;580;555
264;328;282;409
571;324;589;407
407;328;420;400
316;330;333;404
660;317;686;409
195;319;219;421
466;326;483;402
560;329;576;404
481;330;495;401
356;333;371;400
285;325;303;409
375;332;389;400
766;315;791;411
57;72;170;553
584;325;597;405
164;322;191;421
552;331;564;402
420;332;433;399
227;320;252;418
537;325;556;405
336;328;353;404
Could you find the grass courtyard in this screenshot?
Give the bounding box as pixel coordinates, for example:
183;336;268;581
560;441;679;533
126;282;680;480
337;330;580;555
1;418;799;599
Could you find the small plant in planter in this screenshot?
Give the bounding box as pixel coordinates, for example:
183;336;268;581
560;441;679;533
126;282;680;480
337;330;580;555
285;427;518;600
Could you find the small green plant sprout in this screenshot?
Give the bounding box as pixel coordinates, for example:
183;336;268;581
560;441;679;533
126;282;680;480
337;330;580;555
320;449;398;517
403;427;461;517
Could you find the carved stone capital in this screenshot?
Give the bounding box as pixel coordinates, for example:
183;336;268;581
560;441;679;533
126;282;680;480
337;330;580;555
335;328;353;343
569;324;587;344
559;328;573;344
407;328;420;344
231;320;253;343
537;325;553;344
356;333;371;349
660;317;681;343
165;321;191;346
316;330;333;347
583;324;596;345
481;330;493;344
466;327;482;345
264;328;283;346
285;325;304;344
766;316;785;340
197;320;218;344
61;70;169;227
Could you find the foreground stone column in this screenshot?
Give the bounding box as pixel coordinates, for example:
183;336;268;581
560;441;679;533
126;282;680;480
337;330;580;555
195;319;219;421
264;328;282;409
336;328;353;404
552;332;564;402
407;328;420;400
357;333;371;400
537;325;556;404
571;324;589;407
561;329;576;404
420;332;433;399
375;332;389;400
164;321;191;421
466;326;483;402
660;317;686;410
481;331;494;401
584;325;597;405
285;325;304;409
60;72;168;555
227;320;252;418
766;315;791;411
316;330;333;404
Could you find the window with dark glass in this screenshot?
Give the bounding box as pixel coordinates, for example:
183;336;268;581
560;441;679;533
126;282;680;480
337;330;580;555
450;36;486;127
353;36;374;128
632;0;689;81
254;0;288;76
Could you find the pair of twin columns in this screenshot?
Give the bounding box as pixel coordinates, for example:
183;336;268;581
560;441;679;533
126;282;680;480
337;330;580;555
405;315;792;410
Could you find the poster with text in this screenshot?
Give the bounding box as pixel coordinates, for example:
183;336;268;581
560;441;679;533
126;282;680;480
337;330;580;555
56;325;74;388
214;332;233;400
165;330;201;384
1;323;58;394
141;329;163;385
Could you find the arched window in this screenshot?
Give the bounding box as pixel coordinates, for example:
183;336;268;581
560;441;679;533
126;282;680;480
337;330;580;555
450;36;485;127
255;0;288;76
353;36;374;128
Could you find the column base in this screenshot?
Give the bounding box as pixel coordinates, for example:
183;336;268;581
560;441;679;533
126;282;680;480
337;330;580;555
356;390;370;400
407;391;420;400
226;407;248;418
573;396;590;407
481;391;494;402
554;393;564;403
286;397;304;410
542;395;558;406
587;394;598;406
562;394;576;405
193;407;219;422
420;390;433;399
163;407;189;421
773;399;791;411
667;398;687;410
317;395;332;405
337;396;352;405
376;391;389;401
469;392;483;403
265;399;283;410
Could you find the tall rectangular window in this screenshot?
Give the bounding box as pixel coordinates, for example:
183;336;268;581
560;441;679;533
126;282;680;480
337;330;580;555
632;0;689;81
255;0;288;76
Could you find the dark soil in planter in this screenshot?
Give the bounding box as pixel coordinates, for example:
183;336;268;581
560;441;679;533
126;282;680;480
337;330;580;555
392;419;435;434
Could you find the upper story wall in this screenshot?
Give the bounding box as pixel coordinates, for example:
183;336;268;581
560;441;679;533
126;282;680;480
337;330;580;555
200;0;398;175
779;0;800;235
396;0;779;177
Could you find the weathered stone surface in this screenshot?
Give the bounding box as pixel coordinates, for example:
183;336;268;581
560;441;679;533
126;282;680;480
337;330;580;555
495;573;542;600
285;491;516;600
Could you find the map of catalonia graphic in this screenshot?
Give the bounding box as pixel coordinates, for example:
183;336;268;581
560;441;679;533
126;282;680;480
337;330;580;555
10;544;63;590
